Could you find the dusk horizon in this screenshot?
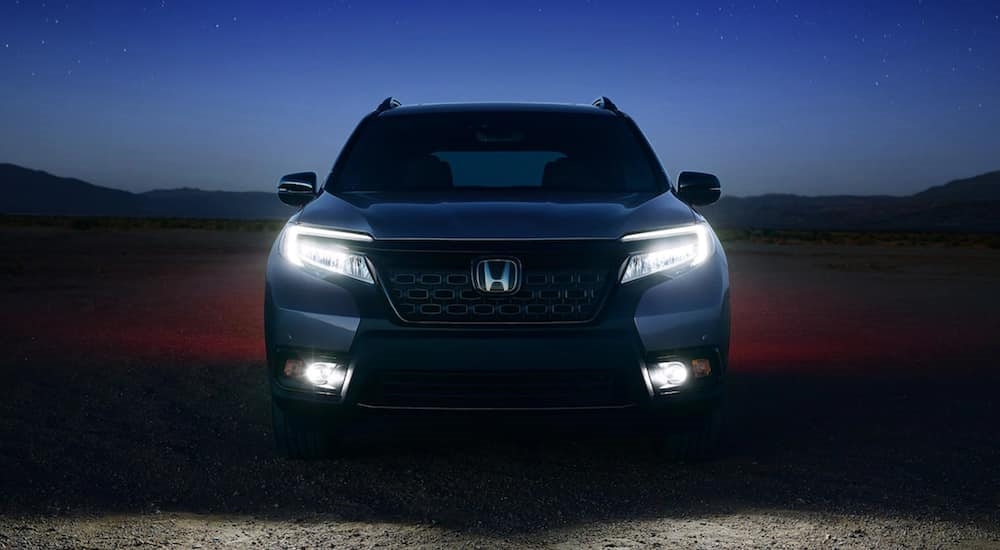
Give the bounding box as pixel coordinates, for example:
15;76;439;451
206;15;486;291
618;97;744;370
4;158;998;199
2;0;999;197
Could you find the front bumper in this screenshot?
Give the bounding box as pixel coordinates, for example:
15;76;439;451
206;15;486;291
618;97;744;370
265;236;730;412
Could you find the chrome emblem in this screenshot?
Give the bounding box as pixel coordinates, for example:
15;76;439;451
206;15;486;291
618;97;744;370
473;258;521;294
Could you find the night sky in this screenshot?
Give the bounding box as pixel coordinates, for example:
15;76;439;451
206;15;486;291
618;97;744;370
1;0;998;196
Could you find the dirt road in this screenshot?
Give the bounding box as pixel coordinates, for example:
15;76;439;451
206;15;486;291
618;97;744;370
1;227;998;548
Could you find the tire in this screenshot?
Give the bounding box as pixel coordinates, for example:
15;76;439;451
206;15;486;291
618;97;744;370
271;401;337;459
656;405;723;462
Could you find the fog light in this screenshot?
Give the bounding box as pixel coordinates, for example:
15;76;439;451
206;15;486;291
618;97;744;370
692;358;712;378
304;362;346;390
649;360;689;390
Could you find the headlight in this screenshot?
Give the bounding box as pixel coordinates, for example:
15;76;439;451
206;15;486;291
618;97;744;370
280;224;375;284
620;223;713;284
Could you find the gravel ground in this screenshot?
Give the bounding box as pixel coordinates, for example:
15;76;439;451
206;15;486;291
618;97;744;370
1;227;998;548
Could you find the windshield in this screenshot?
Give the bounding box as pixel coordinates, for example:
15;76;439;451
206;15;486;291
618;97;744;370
326;111;666;193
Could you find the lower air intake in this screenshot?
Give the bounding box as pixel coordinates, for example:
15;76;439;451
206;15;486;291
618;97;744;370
358;369;632;409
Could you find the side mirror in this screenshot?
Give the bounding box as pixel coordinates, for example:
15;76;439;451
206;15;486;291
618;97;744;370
676;171;721;206
277;172;317;207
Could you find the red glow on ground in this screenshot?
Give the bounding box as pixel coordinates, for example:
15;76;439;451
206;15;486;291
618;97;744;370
7;258;265;364
5;239;994;378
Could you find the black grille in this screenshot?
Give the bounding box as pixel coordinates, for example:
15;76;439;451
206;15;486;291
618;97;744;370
377;259;613;324
359;369;631;409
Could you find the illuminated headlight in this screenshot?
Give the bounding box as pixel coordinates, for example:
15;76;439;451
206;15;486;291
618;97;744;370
280;224;375;284
648;361;689;391
620;223;713;284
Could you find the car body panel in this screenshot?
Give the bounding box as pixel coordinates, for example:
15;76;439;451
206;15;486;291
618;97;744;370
633;236;730;354
295;190;696;240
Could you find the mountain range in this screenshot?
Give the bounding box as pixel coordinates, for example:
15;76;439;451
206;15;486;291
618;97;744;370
698;170;1000;232
2;163;998;232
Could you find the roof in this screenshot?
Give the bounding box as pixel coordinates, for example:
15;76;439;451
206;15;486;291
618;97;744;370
377;102;619;117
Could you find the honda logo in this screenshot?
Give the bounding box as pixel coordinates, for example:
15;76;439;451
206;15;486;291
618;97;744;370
473;258;521;294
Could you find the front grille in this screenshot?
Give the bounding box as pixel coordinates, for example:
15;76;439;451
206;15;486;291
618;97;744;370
358;369;631;409
376;256;614;324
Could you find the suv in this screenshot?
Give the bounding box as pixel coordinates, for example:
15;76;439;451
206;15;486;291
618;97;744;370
265;97;730;459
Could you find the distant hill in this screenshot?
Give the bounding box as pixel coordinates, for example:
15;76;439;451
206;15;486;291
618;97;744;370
0;164;290;219
697;170;1000;232
1;164;142;216
911;171;1000;203
1;163;998;231
139;188;288;219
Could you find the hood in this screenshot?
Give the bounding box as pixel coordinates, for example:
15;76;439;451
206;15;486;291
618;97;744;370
294;190;696;240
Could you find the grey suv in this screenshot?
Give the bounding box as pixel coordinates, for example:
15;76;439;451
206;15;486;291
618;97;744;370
265;97;730;459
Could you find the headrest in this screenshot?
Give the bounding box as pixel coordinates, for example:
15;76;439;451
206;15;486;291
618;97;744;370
541;157;601;190
403;155;453;189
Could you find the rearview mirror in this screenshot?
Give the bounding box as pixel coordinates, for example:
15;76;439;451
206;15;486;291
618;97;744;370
277;172;317;207
676;171;721;206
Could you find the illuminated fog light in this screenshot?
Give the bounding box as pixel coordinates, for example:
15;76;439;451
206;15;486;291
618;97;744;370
649;360;689;390
691;358;712;378
304;361;346;390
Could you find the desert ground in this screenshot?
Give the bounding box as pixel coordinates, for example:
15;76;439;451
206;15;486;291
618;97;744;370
0;225;998;548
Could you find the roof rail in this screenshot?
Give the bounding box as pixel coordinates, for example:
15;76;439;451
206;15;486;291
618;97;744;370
592;96;622;115
375;96;402;113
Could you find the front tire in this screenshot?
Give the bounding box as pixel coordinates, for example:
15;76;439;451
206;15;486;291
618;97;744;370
654;403;723;462
272;401;337;459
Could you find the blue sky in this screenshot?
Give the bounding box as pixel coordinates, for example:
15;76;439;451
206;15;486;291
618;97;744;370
1;0;998;196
